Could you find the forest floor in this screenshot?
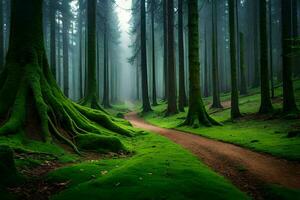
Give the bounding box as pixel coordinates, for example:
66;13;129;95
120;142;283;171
1;81;300;200
125;112;300;200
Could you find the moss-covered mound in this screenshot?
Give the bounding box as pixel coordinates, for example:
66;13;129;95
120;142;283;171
75;134;124;153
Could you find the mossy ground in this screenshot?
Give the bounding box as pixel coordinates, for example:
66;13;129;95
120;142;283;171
142;80;300;161
47;130;248;200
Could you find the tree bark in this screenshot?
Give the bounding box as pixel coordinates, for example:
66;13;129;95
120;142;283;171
178;0;187;112
183;0;219;127
140;0;152;112
229;0;242;119
281;0;298;113
151;1;158;106
166;0;178;116
239;32;247;95
0;0;4;69
259;0;273;114
211;0;223;109
49;0;56;79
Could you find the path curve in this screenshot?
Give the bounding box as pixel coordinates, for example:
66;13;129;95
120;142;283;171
125;112;300;200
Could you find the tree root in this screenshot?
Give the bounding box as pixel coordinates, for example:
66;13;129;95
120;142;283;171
0;58;133;154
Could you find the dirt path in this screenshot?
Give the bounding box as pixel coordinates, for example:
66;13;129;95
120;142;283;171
125;112;300;200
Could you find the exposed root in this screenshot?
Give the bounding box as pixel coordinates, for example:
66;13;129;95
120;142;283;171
0;58;133;154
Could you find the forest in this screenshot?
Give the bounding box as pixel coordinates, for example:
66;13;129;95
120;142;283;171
0;0;299;199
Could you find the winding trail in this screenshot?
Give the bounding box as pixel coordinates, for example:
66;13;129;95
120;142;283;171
125;112;300;200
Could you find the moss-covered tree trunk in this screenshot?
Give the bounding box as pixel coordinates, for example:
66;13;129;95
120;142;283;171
259;0;273;114
239;32;247;95
183;0;219;127
81;0;102;110
178;0;187;112
281;0;298;113
140;0;152;113
229;0;241;119
211;0;222;109
0;0;131;153
166;0;178;116
102;0;111;109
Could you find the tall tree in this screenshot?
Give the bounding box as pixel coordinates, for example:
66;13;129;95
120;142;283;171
183;0;219;127
0;0;130;152
102;0;111;108
150;0;158;106
62;0;70;97
81;0;102;109
281;0;298;113
0;0;3;69
229;0;241;119
259;0;273;113
49;0;57;78
211;0;222;108
204;26;209;97
140;0;152;112
239;32;247;95
163;0;168;101
166;0;178;115
178;0;187;111
268;0;275;98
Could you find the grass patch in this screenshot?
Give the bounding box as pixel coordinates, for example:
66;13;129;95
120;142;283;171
142;80;300;161
48;131;249;200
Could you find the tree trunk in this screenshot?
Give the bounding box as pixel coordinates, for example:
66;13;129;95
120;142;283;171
102;18;111;108
166;0;178;116
140;0;152;112
163;0;168;101
62;6;69;97
0;0;3;69
252;0;260;88
204;26;209;97
259;0;273;114
49;0;56;79
268;0;275;98
183;0;219;127
281;0;298;113
239;32;247;95
0;0;131;153
78;2;83;99
229;0;242;119
151;2;158;106
178;0;187;111
211;0;223;108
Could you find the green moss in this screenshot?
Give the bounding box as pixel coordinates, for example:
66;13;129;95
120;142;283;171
75;134;124;153
48;131;249;200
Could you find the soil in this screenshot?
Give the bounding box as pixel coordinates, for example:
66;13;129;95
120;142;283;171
125;112;300;200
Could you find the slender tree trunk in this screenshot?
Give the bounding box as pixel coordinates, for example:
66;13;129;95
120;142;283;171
281;0;298;113
49;0;56;79
253;0;260;88
259;0;273;114
78;3;83;99
0;0;3;69
229;0;241;119
62;8;69;97
151;2;158;106
140;0;152;112
204;26;209;97
183;0;219;127
268;0;275;98
292;0;299;76
166;0;178;115
178;0;187;112
163;0;168;101
211;0;222;108
239;32;247;95
102;20;111;108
